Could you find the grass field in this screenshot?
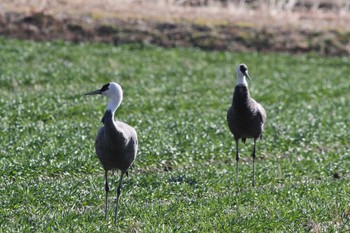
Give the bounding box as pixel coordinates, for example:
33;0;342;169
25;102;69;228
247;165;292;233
0;37;349;232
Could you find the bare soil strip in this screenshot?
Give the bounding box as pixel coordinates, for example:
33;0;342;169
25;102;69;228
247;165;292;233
1;1;349;55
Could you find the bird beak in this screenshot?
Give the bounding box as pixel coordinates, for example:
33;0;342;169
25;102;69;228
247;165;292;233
85;89;102;95
244;72;251;80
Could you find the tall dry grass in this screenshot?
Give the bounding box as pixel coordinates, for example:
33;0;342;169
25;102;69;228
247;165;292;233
1;0;349;29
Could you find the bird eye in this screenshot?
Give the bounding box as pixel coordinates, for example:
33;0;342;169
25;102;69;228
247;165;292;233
239;65;247;73
101;83;109;92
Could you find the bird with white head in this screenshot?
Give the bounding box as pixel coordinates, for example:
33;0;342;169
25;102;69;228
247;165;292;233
86;82;138;223
227;64;266;187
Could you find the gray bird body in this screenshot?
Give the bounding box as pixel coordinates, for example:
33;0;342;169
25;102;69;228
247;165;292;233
96;110;137;173
227;85;266;141
227;64;266;186
86;82;137;223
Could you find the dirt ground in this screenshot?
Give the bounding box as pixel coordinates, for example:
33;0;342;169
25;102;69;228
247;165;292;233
1;0;350;55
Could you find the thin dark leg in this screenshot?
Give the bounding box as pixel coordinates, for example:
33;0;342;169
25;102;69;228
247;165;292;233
252;140;257;187
114;171;124;224
235;139;239;182
105;170;109;219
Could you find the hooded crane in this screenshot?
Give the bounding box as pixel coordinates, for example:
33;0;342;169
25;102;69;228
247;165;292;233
86;82;138;223
227;64;266;187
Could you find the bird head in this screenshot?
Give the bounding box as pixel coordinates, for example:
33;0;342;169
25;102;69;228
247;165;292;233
236;64;251;81
86;82;123;97
85;82;123;112
235;64;251;87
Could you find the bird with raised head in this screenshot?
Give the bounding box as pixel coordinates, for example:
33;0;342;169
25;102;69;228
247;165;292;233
86;82;138;223
227;64;266;187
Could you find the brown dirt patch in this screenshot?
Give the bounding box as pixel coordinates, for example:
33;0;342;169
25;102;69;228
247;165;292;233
1;0;350;55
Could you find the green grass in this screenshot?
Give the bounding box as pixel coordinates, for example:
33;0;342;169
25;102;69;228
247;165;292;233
0;37;349;232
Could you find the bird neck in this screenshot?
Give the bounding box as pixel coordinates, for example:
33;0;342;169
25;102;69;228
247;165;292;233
233;85;250;106
236;75;248;87
101;110;114;124
106;95;122;114
100;110;122;141
101;96;121;124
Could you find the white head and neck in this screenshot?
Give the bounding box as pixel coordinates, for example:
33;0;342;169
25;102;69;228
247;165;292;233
236;64;251;87
85;82;123;119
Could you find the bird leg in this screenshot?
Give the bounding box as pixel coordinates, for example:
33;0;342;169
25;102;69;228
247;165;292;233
252;140;257;187
104;170;109;219
114;171;124;224
235;139;239;182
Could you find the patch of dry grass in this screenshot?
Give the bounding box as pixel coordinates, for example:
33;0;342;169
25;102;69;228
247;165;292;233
1;0;350;30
